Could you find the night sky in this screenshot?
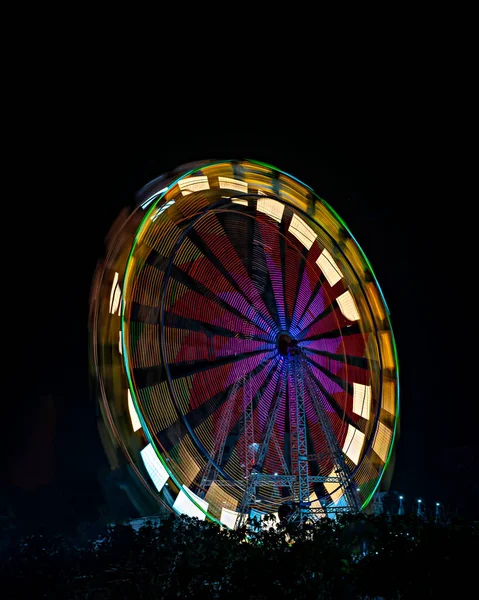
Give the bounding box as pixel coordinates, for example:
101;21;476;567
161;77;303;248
5;115;478;529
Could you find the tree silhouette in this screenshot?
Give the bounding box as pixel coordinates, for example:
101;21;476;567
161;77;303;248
1;512;477;598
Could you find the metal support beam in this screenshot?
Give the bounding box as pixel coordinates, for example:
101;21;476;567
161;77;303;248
199;375;243;496
201;474;341;488
303;359;360;512
291;354;310;523
235;363;287;527
243;373;255;478
272;431;295;496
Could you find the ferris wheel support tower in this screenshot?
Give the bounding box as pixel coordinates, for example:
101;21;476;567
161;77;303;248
236;341;361;528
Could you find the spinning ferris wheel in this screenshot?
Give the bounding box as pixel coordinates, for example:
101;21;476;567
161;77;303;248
90;159;399;528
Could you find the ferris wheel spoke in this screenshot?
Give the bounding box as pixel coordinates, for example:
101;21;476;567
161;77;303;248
303;362;361;510
282;209;313;333
250;221;283;330
302;360;356;427
166;333;275;370
188;218;278;334
297;304;335;341
150;241;269;335
303;353;352;396
133;348;272;390
290;246;323;332
258;217;287;330
215;207;255;281
155;353;278;457
299;304;362;342
286;247;308;334
166;266;272;339
146;238;274;335
279;218;291;331
218;359;283;470
300;332;368;360
302;346;369;371
168;349;273;382
303;348;371;392
301;320;362;342
184;229;273;333
163;282;272;342
295;274;327;329
162;310;272;344
192;354;279;433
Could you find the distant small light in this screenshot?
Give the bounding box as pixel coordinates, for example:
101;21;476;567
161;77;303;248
436;502;440;506
418;499;422;503
399;495;403;500
274;472;278;476
356;488;360;492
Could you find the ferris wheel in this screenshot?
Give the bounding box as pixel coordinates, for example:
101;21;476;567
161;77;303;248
90;159;399;528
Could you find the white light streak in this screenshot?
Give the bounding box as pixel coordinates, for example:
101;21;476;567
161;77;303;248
140;444;169;491
372;421;393;462
336;290;361;321
141;186;168;209
128;389;142;432
218;176;248;193
316;249;343;287
352;383;371;419
324;470;344;505
342;424;365;465
109;272;122;315
257;198;284;223
178;175;210;195
220;507;239;529
172;485;208;520
288;214;317;249
151;200;175;222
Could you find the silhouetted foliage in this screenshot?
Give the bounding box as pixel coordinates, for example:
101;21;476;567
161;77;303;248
1;512;477;599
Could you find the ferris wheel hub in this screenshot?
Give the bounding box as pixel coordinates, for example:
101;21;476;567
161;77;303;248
277;332;298;356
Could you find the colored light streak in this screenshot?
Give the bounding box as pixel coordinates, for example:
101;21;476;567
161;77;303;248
141;186;169;209
151;200;175;222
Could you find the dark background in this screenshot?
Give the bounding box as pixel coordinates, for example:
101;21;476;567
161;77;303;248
4;108;478;533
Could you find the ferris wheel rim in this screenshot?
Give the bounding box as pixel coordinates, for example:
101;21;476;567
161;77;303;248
91;159;400;524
